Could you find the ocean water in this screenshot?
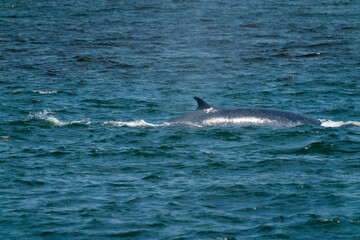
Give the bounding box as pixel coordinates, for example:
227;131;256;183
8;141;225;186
1;0;360;239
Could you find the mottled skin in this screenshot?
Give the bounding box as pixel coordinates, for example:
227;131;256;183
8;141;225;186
166;97;321;127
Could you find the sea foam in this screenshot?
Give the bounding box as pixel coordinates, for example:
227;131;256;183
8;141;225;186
320;119;360;128
32;90;58;94
104;120;165;127
30;110;91;126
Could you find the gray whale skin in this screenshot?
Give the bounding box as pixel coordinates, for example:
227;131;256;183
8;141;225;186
166;97;321;127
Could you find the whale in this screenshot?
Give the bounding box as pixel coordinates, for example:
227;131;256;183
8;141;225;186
166;97;321;127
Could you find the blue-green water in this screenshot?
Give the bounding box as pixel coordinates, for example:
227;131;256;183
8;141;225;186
1;0;360;239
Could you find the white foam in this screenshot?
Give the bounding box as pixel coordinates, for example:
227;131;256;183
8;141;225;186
204;108;217;114
33;90;58;94
0;136;10;141
202;117;274;126
104;120;165;127
320;119;360;128
30;110;91;126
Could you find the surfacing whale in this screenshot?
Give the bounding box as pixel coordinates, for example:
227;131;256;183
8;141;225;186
166;97;321;127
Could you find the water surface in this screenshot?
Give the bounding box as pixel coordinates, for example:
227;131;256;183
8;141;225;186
1;0;360;239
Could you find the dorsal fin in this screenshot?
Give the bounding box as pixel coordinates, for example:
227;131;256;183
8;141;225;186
194;97;212;110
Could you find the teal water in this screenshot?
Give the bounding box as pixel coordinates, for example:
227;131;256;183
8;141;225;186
1;0;360;239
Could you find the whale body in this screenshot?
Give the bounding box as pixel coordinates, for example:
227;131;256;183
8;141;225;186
166;97;321;127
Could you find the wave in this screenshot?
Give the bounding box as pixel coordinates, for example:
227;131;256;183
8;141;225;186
30;110;91;126
320;119;360;128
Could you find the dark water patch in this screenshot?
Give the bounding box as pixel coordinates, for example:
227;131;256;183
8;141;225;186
46;69;57;76
252;158;294;169
15;64;38;70
272;52;290;58
83;101;127;109
28;40;49;45
131;147;178;158
110;62;135;68
303;217;344;229
269;140;359;156
341;25;359;30
211;129;243;140
73;55;92;62
332;0;357;6
13;178;46;187
48;150;73;156
107;182;138;188
295;52;322;58
143;173;162;181
5;48;29;53
306;42;338;48
158;145;175;150
104;230;151;238
293;141;337;154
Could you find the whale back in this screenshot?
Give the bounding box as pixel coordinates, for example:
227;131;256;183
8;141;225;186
166;97;321;127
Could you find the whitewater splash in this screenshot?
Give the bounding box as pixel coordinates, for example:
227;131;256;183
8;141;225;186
320;119;360;128
30;111;165;127
30;110;91;126
104;120;166;127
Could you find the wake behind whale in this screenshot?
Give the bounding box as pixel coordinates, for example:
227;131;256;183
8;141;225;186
166;97;321;127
